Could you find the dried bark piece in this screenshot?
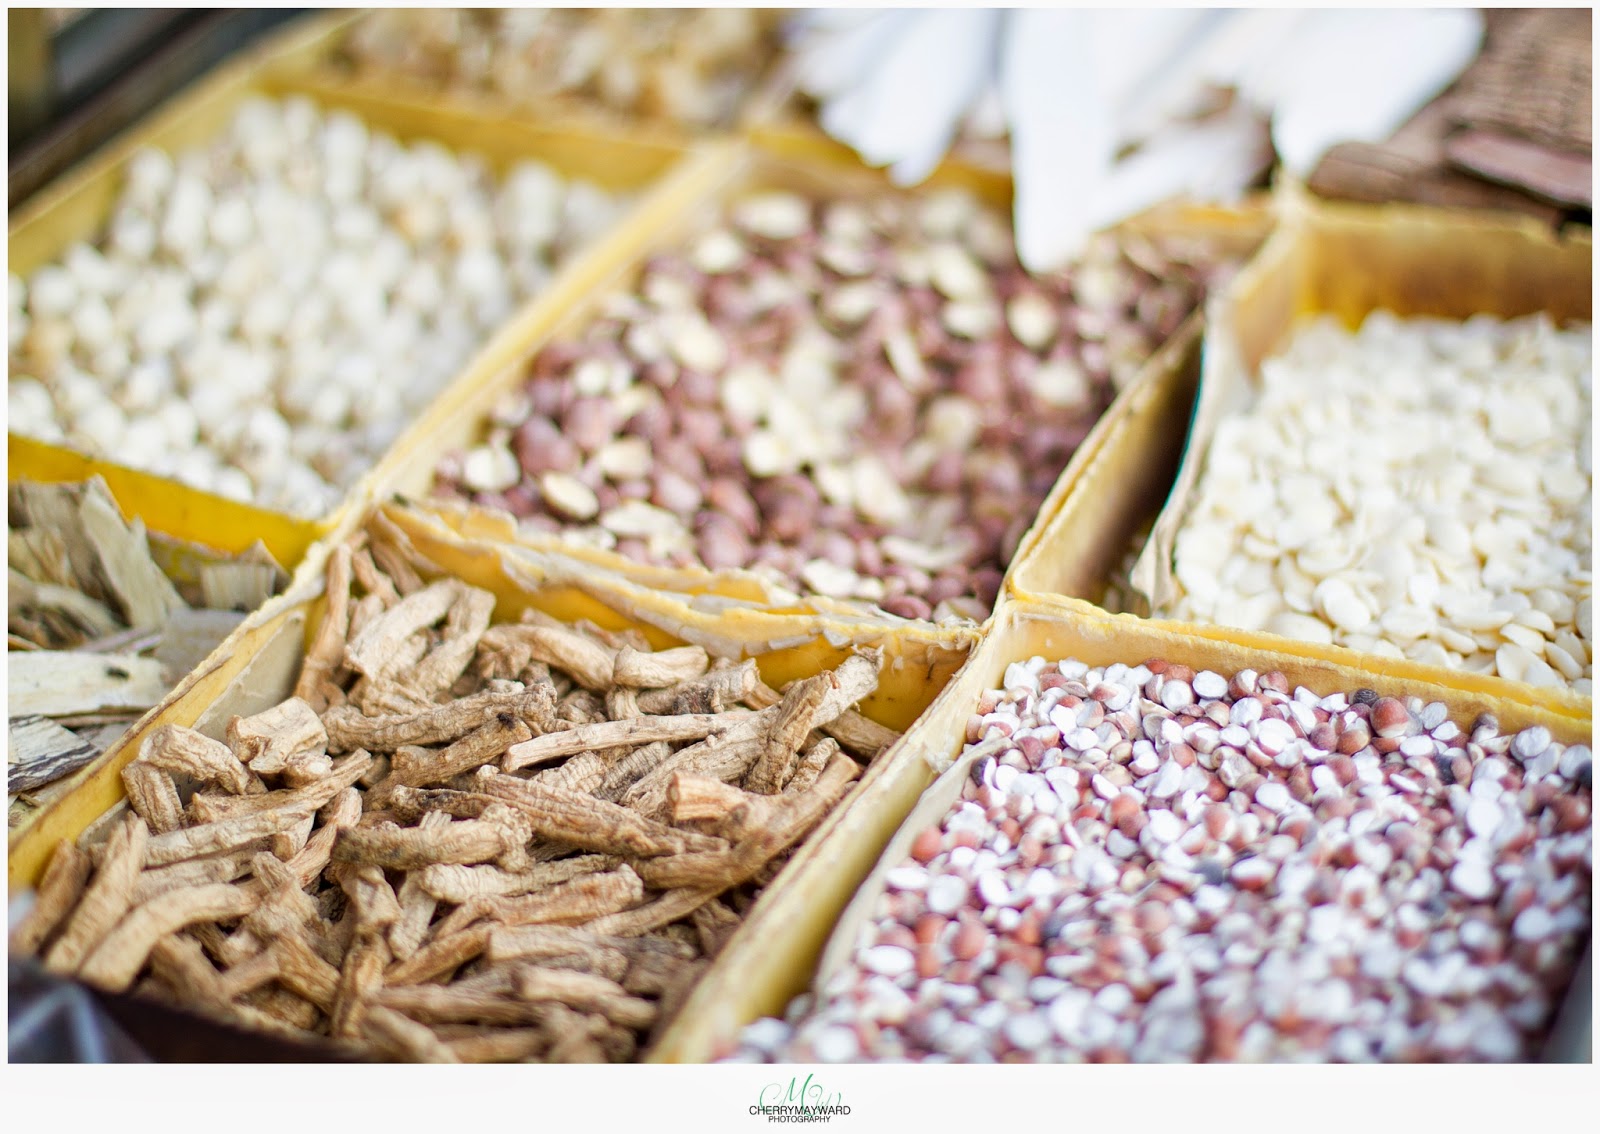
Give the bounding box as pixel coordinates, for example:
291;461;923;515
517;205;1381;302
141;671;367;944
332;817;518;870
7;650;169;717
407;585;496;698
294;545;353;709
121;762;185;835
744;673;831;794
76;486;186;629
77;882;258;992
362;1004;461;1063
345;579;460;682
512;966;656;1030
139;723;258;794
502;710;752;771
386;713;533;790
604;685;640;720
324;687;553;752
270;812;316;860
226;699;329;782
198;562;280;612
8;567;122;647
611;645;710;689
635;660;759;714
7;715;101;793
9;839;92;955
417;855;620;903
44;812;150;974
475;773;727;858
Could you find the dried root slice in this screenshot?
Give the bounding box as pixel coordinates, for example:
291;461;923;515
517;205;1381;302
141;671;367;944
690;898;742;958
349;547;401;607
362;1004;461;1063
511;966;656;1030
139;723;259;794
821;710;899;760
44;812;150;975
439;869;647;938
501;709;753;770
77;882;258;992
294;544;352;709
374;983;553;1027
407;585;496;698
744;674;832;795
9;839;92;955
384;924;493;987
332;818;517;870
184;751;373;823
635;660;758;714
331;932;391;1039
386;714;532;790
611;645;710;689
584;886;722;938
132;853;253;904
324;687;554;752
668;773;778;842
785;737;841;795
417;855;620;903
634;752;862;893
438;1026;550;1063
475;774;727;858
345;580;460;682
122;762;185;835
226;699;328;781
145;806;312;868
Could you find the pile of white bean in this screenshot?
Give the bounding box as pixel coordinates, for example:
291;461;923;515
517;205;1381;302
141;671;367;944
7;95;625;515
1166;313;1592;693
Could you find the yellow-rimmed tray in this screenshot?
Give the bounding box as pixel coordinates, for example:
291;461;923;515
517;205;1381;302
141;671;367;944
362;128;1272;626
1010;192;1592;719
7;499;976;891
273;8;794;153
651;593;1592;1062
8;10;699;530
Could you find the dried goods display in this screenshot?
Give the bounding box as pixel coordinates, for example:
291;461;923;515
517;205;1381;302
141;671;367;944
8;478;286;825
728;657;1592;1063
437;186;1234;620
9;517;903;1062
336;8;784;129
1161;313;1592;692
7;95;627;516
